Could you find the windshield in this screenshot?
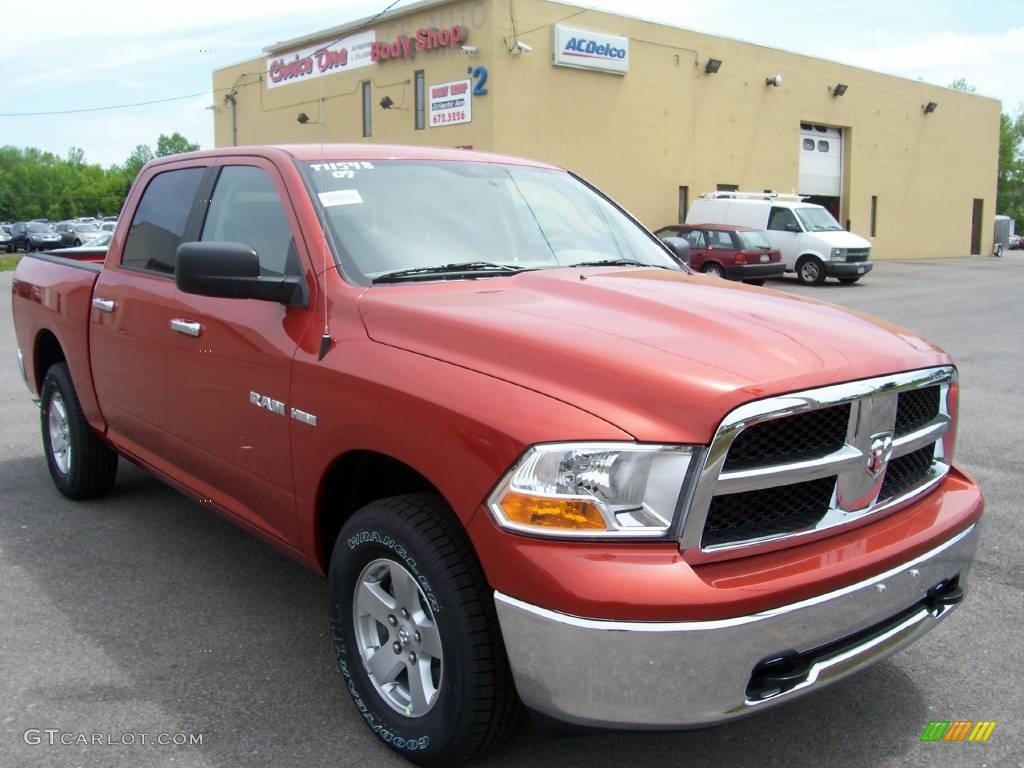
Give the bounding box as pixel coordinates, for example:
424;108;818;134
794;207;843;232
738;231;773;249
298;160;681;283
27;223;53;233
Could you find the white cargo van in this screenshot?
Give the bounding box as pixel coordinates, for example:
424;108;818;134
686;192;873;285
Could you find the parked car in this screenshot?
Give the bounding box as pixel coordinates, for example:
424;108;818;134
12;145;982;766
98;221;117;234
687;192;873;285
10;221;62;252
654;223;783;284
50;232;113;260
54;221;103;247
0;227;12;252
1009;233;1022;250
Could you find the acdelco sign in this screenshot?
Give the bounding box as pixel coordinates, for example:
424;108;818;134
553;25;629;75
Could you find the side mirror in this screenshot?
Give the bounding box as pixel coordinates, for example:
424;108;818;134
176;241;308;307
784;223;801;233
661;236;691;266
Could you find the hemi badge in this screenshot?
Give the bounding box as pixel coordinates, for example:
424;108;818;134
291;407;318;427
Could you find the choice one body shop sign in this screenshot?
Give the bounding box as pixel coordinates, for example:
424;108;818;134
266;30;376;89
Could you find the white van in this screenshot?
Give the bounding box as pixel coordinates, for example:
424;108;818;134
686;192;873;285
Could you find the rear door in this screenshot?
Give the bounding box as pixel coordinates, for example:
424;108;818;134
162;158;316;546
91;164;208;457
683;229;708;269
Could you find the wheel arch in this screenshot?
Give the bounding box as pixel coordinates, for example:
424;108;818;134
314;449;454;572
33;328;66;392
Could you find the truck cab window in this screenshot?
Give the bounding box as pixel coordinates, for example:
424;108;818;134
201;166;295;276
767;207;800;232
122;167;206;275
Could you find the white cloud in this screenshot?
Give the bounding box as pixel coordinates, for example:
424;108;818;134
826;27;1024;109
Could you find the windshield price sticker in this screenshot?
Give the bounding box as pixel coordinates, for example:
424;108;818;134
318;189;363;207
309;161;374;179
429;79;472;127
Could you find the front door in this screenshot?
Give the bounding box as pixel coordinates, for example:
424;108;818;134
163;159;316;546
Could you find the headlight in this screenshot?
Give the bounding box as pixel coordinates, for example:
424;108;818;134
830;248;847;261
487;442;698;538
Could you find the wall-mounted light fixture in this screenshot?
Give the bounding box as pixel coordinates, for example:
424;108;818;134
766;74;783;87
830;83;848;97
923;101;938;114
296;112;314;125
380;95;395;110
704;58;722;75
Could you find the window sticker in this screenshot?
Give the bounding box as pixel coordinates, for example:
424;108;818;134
318;189;363;207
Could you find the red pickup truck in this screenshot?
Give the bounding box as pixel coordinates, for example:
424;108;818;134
12;145;982;765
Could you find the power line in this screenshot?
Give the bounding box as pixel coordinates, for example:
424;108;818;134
0;91;209;118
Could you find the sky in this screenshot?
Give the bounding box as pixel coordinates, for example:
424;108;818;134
3;0;1023;167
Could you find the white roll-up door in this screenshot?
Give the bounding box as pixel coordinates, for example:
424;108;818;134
799;124;842;196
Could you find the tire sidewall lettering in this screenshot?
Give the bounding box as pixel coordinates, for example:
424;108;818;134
347;529;440;614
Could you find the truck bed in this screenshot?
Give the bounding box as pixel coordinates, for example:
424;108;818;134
12;252;105;428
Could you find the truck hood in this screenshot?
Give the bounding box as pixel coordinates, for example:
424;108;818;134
358;268;950;443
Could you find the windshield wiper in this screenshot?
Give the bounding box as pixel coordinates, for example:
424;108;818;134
373;261;532;284
569;258;675;270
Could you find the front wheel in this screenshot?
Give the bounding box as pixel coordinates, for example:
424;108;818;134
796;256;826;285
40;363;119;499
329;494;519;766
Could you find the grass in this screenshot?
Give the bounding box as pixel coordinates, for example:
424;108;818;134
0;253;22;271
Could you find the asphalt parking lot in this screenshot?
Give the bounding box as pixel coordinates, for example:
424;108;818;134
1;255;1021;767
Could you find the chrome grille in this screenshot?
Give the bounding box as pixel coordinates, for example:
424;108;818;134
682;367;956;556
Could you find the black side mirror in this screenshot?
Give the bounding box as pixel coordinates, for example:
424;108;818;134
661;236;691;266
176;241;308;307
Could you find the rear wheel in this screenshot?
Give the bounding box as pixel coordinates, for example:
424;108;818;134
702;262;724;278
40;363;119;499
329;494;519;766
796;256;826;285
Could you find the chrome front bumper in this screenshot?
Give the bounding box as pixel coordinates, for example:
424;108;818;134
494;523;978;729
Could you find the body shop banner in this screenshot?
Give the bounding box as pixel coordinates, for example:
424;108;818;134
428;79;472;127
266;30;376;89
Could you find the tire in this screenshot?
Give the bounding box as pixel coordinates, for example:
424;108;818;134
73;239;82;247
40;363;118;499
329;494;519;766
702;262;725;278
796;256;826;285
838;277;861;284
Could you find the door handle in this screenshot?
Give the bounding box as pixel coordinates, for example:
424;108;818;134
92;298;115;313
170;318;202;337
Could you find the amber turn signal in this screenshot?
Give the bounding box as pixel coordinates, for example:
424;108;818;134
499;491;607;530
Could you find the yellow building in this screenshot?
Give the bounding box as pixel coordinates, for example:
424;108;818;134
212;0;1001;259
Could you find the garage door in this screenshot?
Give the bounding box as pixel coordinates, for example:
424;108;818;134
799;124;842;196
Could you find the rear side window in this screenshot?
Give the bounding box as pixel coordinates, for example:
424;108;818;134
200;166;295;276
767;207;799;232
684;230;705;248
122;168;205;275
708;230;733;248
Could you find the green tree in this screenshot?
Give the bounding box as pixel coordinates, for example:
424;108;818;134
155;132;200;158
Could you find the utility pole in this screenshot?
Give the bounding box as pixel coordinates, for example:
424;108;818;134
224;89;238;146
